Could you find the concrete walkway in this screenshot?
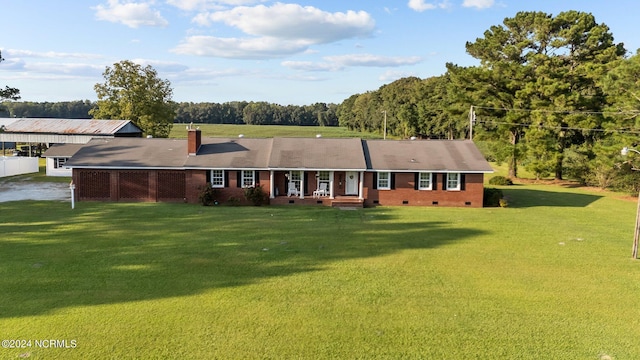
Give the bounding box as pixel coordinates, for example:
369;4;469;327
0;180;71;202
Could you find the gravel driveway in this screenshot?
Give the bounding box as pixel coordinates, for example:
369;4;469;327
0;179;71;202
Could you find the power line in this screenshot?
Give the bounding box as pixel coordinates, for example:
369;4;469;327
470;104;640;133
473;105;640;116
475;119;640;134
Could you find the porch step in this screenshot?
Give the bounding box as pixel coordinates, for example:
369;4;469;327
331;197;364;208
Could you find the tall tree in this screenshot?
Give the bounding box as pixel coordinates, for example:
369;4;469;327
602;51;640;136
418;74;470;140
91;60;176;138
447;63;529;177
460;11;625;179
0;51;20;106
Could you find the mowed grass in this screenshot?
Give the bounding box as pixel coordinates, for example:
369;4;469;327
169;123;388;139
1;185;639;359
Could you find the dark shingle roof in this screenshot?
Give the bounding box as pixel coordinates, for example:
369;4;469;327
364;139;493;173
42;143;85;158
184;138;272;169
65;136;493;173
65;137;187;168
268;137;366;170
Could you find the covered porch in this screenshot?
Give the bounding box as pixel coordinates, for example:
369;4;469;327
268;169;364;206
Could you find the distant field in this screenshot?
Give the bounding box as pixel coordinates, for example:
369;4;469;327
170;123;388;139
1;184;639;359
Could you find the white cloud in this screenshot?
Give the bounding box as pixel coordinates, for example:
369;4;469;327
166;0;264;11
461;0;495;9
0;57;26;71
93;0;168;28
379;70;417;82
13;62;105;78
166;0;212;11
281;61;342;72
177;3;375;59
326;54;423;67
199;3;375;43
127;58;190;73
32;63;104;76
0;49;105;76
171;35;308;59
167;66;251;86
282;54;423;72
407;0;450;12
5;49;102;60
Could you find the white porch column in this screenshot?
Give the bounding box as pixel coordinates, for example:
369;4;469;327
329;171;335;199
299;171;305;199
358;171;364;200
269;170;275;199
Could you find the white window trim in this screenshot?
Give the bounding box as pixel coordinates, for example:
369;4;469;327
242;170;255;188
317;171;330;189
210;170;225;188
289;170;302;191
53;157;68;169
418;172;432;190
447;173;461;191
377;171;391;190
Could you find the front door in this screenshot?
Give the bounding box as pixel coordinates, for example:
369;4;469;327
345;171;358;195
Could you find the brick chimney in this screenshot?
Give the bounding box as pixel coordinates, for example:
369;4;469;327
187;128;201;155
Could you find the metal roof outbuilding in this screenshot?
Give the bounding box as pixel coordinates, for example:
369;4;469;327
0;118;142;144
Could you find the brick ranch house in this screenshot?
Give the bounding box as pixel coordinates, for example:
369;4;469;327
65;129;493;207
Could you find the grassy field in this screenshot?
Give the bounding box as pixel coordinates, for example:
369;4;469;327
169;123;388;139
1;183;639;359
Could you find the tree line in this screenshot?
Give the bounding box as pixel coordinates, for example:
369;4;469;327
176;101;339;126
0;100;339;127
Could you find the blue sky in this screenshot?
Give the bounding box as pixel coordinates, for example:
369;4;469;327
1;0;639;105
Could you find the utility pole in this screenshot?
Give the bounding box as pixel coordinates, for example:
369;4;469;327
382;110;387;140
469;105;475;140
621;146;640;259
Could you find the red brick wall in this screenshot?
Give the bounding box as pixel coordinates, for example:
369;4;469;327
188;170;272;205
75;169;190;203
119;171;150;200
363;172;484;207
73;168;485;207
75;170;111;200
186;170;207;203
158;171;186;200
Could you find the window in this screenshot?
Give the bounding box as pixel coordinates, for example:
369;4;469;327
54;157;68;169
242;170;255;188
317;171;330;188
289;170;302;191
447;173;461;191
377;172;391;190
318;171;330;182
418;172;432;190
210;170;224;188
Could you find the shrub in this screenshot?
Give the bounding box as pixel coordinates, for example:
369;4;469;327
563;147;590;185
483;187;504;207
488;176;513;186
197;184;219;206
244;185;268;206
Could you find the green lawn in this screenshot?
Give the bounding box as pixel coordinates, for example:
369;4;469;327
170;123;389;139
1;185;639;359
